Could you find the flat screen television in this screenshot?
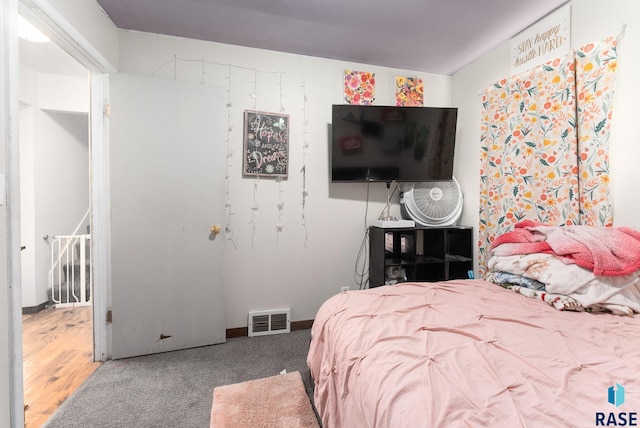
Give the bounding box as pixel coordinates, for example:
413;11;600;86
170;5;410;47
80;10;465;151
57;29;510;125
331;104;457;182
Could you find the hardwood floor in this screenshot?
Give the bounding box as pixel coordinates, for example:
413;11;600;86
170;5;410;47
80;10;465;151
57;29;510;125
22;306;101;428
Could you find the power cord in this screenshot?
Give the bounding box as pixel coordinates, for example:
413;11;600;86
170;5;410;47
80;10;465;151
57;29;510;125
379;183;399;220
354;182;401;290
354;182;371;289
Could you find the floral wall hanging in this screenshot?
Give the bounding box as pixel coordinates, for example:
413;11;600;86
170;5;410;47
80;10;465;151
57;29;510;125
395;76;423;106
478;51;579;276
344;70;375;105
478;36;620;276
574;36;618;226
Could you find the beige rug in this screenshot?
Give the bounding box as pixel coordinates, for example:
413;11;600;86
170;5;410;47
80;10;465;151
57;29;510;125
210;371;319;428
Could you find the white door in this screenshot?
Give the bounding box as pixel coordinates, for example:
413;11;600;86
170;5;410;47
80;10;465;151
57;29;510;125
109;74;226;359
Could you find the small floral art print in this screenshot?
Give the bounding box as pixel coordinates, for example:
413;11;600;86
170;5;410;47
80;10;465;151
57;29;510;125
344;70;376;105
395;76;423;106
243;111;289;178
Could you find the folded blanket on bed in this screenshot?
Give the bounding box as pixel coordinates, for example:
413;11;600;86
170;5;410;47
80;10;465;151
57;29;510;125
486;271;546;290
484;271;585;311
495;282;587;312
491;220;640;276
488;253;640;315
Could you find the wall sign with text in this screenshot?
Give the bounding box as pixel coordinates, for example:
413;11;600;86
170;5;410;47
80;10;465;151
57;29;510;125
243;111;289;179
510;4;571;74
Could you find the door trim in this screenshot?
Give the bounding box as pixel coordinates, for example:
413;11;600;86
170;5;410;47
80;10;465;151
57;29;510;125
7;1;115;422
89;73;111;361
14;0;117;367
5;1;24;425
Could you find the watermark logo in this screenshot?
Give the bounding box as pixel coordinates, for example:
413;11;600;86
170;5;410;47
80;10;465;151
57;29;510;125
609;384;626;408
596;383;637;426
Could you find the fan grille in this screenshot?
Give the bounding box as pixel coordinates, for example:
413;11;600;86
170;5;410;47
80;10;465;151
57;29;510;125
401;178;463;226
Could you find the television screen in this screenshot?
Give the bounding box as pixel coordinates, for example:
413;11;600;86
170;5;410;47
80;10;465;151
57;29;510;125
331;105;457;182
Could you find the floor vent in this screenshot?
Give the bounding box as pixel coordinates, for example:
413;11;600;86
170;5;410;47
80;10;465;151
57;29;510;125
248;309;291;337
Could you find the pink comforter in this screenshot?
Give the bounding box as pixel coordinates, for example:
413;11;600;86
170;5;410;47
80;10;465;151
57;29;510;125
490;220;640;276
307;280;640;427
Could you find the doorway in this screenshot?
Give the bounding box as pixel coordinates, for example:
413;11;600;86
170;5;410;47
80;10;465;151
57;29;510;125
18;12;96;426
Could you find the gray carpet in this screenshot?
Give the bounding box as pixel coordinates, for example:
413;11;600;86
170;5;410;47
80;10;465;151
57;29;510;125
43;329;315;428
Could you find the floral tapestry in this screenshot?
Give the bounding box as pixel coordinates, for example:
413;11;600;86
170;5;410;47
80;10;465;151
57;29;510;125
478;37;619;276
575;36;618;226
478;51;579;276
344;70;375;105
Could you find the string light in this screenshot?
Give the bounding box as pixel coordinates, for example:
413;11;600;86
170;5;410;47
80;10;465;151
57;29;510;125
276;177;285;241
250;178;260;249
224;64;237;248
151;56;310;248
248;70;260;248
276;73;287;241
300;74;310;248
279;72;286;113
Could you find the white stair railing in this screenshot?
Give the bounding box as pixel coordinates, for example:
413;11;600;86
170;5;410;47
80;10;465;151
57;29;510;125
50;234;92;307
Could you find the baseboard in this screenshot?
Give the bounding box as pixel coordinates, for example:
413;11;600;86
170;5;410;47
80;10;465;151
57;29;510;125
226;319;314;339
291;319;314;331
22;302;48;315
23;306;312;335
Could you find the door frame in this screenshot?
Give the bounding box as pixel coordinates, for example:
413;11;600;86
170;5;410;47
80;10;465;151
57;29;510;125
18;0;117;362
17;0;116;363
5;3;117;423
4;1;22;425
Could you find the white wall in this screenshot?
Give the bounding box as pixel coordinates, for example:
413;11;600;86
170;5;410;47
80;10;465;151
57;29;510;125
19;103;36;307
19;63;89;308
36;110;89;299
19;64;38;308
452;0;640;273
116;31;453;328
38;73;89;113
47;0;119;70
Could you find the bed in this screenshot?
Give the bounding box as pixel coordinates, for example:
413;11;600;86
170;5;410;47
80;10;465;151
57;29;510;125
307;224;640;427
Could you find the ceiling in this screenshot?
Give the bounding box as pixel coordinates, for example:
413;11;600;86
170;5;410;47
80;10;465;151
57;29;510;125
19;37;88;78
20;0;570;78
94;0;570;75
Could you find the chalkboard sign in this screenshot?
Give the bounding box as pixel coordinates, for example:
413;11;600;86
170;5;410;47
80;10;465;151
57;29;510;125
243;111;289;178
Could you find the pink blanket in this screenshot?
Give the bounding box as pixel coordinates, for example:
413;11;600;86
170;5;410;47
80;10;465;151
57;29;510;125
491;220;640;276
307;281;640;427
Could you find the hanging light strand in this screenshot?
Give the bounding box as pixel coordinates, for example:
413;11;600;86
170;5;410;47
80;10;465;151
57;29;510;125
301;74;310;248
276;177;285;240
275;71;287;240
250;177;260;249
279;71;286;113
224;64;237;248
249;70;260;249
151;56;312;248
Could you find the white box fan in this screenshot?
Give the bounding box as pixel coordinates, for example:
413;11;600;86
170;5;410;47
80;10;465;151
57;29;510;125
400;177;463;226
